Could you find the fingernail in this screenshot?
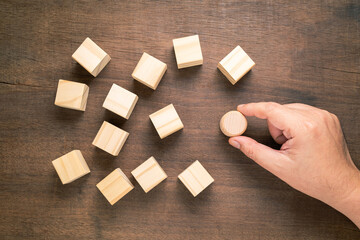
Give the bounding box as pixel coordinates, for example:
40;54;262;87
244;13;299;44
229;139;241;149
238;104;244;108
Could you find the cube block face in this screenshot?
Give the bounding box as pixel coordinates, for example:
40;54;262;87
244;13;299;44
92;121;129;156
217;45;255;85
96;168;134;205
52;150;90;184
131;156;167;193
103;84;138;119
72;37;111;77
54;80;89;111
149;104;184;139
132;52;167;90
173;35;203;69
178;160;214;197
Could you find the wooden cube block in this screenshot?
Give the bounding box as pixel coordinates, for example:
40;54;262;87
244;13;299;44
131;52;167;90
173;35;203;69
92;121;129;156
220;111;247;137
217;45;255;85
178;160;214;197
149;104;184;139
52;150;90;184
103;84;138;119
72;37;111;77
131;156;167;193
54;79;89;111
96;168;134;205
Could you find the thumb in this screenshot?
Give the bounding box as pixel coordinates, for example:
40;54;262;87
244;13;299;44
229;136;285;175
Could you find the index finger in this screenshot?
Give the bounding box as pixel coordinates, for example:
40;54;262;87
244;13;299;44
237;102;294;135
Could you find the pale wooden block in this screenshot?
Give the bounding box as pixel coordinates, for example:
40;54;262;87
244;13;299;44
92;121;129;156
54;79;89;111
72;37;111;77
217;45;255;85
149;104;184;139
103;84;138;119
96;168;134;205
131;52;167;90
173;35;203;69
52;150;90;184
131;156;167;193
220;111;247;137
178;160;214;197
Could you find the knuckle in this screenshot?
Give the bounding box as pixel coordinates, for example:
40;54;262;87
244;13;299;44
244;143;256;159
265;102;279;113
303;120;318;133
320;110;332;122
331;113;340;123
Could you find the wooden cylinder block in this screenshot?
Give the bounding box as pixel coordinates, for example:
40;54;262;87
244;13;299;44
220;111;247;137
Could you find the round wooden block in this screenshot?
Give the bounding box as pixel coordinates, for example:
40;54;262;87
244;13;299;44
220;111;247;137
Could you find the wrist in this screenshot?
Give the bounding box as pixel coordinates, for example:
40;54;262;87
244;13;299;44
331;169;360;229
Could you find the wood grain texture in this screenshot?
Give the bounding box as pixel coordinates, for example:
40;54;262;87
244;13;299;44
54;79;89;111
0;0;359;239
149;104;184;139
131;52;167;90
131;156;168;193
220;111;248;137
173;35;203;69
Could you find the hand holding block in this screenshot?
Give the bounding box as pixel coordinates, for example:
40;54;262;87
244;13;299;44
92;121;129;156
131;156;167;193
220;111;247;137
72;37;111;77
217;45;255;85
132;52;167;90
96;168;134;205
52;150;90;184
103;84;138;119
178;160;214;197
54;79;89;111
149;104;184;139
173;35;203;69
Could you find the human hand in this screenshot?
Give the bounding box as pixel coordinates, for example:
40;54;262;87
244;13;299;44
228;102;360;228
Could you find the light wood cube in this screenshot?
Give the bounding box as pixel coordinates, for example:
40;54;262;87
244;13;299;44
131;156;167;193
72;37;111;77
217;45;255;85
54;79;89;111
131;52;167;90
173;35;203;69
52;150;90;184
178;160;214;197
149;104;184;139
96;168;134;205
103;84;138;119
92;121;129;156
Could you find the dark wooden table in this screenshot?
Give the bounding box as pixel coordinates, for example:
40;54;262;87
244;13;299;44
1;1;359;239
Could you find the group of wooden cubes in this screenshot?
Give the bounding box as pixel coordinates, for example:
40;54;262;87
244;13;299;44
52;34;255;205
53;151;214;204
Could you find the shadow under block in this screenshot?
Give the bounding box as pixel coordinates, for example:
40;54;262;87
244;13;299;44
92;121;129;156
96;168;134;205
54;79;89;111
149;104;184;139
103;84;138;119
220;111;248;137
52;150;90;184
178;160;214;197
131;52;167;90
217;45;255;85
72;37;111;77
173;35;203;69
131;156;167;193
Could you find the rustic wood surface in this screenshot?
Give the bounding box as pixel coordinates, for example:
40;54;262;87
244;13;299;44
1;0;359;239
